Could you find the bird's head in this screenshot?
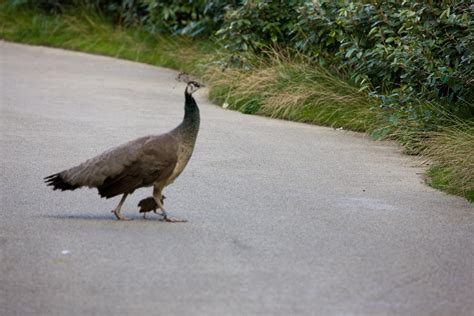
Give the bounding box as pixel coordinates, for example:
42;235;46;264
185;81;204;95
176;72;190;83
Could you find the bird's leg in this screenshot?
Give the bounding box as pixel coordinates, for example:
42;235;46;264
153;195;165;214
153;187;167;218
153;187;187;223
111;193;131;221
152;187;165;217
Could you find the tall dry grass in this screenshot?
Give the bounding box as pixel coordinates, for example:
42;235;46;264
423;121;474;199
204;50;375;131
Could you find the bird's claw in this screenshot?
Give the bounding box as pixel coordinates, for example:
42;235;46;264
159;215;187;223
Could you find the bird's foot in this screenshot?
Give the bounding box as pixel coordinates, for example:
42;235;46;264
158;214;187;223
111;210;132;221
153;210;166;218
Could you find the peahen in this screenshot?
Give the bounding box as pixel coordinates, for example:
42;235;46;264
45;81;203;221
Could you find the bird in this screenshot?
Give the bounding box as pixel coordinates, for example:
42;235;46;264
45;80;204;221
138;195;165;219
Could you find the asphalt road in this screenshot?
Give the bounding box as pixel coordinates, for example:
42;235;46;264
1;41;473;316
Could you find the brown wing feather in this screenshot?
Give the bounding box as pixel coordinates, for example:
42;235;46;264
52;134;179;195
97;160;176;198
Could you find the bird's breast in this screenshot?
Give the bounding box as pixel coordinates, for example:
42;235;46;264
166;142;195;185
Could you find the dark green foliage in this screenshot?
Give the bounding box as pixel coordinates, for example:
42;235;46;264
218;1;473;121
12;0;231;36
96;0;231;36
216;1;299;52
144;1;230;36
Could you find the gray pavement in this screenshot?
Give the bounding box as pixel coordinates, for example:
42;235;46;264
1;41;473;316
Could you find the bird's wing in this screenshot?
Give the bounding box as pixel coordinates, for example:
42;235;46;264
59;134;178;193
96;136;178;198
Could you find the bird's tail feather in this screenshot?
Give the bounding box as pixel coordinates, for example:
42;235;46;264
44;173;78;191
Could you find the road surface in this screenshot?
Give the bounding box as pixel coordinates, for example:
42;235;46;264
1;41;473;315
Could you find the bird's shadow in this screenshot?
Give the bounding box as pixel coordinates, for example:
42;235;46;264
42;213;165;222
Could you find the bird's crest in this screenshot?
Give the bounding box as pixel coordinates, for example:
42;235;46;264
176;72;204;95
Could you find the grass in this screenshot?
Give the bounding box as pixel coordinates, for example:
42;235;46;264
0;3;213;73
1;3;472;202
204;50;376;131
428;166;474;202
424;121;474;201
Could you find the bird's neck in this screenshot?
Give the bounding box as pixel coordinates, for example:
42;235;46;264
180;92;200;136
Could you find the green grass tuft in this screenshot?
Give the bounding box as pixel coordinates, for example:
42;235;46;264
423;120;474;201
0;3;214;73
427;165;474;202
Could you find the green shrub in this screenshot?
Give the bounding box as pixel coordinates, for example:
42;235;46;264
11;0;230;36
215;1;299;52
216;1;473;122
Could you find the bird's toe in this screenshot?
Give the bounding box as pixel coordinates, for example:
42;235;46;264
111;210;132;221
159;216;187;223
